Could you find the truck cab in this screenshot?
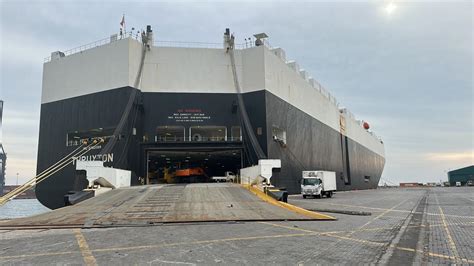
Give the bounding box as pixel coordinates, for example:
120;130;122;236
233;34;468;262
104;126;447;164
301;177;322;198
301;171;337;199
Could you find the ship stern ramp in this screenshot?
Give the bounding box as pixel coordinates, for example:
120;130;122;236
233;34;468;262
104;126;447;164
0;184;334;229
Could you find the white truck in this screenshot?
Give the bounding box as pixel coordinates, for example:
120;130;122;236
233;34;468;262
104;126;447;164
301;171;337;198
212;171;236;182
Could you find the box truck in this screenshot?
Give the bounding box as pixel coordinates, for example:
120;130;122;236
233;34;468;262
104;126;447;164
301;171;337;198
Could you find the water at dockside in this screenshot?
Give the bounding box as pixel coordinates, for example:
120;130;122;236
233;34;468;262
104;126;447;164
0;199;50;219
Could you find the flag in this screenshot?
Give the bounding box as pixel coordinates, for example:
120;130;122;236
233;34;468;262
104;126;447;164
120;15;125;28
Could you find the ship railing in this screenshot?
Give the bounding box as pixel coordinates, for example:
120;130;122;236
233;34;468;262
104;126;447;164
328;94;338;106
155;40;241;49
310;81;339;107
344;110;355;120
155;136;187;142
44;33;271;63
44;31;138;63
240;39;273;50
154;136;242;142
354;120;383;142
154;40;268;50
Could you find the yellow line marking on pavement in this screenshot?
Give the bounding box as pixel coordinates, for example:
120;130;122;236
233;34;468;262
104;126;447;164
330;220;474;235
265;198;411;254
353;199;409;234
2;226;474;264
434;194;460;261
396;245;472;263
243;185;336;220
261;221;474;264
312;201;474;219
289;199;392;212
259;221;385;246
325;221;473;235
0;232;312;260
259;221;318;233
396;246;416;252
373;215;411;219
0;251;77;260
463;196;474;202
387;245;471;263
73;229;98;266
92;232;313;253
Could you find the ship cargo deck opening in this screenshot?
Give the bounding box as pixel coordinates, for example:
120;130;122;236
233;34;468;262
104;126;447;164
145;148;243;184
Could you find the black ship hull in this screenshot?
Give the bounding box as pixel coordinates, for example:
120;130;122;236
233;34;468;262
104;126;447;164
36;87;385;209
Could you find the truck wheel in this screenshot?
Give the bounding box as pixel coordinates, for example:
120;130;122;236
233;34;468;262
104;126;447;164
303;195;307;199
316;194;321;199
327;192;333;198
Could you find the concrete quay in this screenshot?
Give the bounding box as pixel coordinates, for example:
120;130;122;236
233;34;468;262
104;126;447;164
1;187;473;265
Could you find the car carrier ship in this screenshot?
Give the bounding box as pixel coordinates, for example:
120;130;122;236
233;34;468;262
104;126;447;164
36;26;385;209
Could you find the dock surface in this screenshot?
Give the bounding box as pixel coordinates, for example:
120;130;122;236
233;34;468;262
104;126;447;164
1;187;473;264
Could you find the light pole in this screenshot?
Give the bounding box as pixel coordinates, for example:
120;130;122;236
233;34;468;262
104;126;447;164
443;168;452;186
16;172;19;185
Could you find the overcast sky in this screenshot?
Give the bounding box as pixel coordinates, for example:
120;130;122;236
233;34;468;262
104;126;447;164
0;0;472;185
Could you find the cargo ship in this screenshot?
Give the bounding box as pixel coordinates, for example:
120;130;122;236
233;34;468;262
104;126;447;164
36;26;385;209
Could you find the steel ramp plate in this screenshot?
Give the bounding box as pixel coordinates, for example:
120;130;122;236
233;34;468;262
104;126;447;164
0;183;334;229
